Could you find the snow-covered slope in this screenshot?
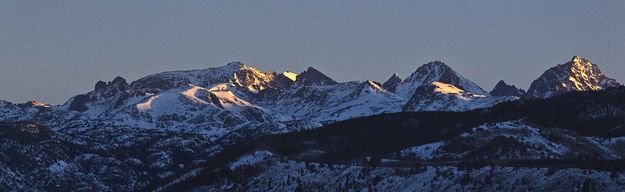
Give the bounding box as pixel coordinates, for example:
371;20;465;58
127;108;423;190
253;80;405;124
526;56;620;98
403;82;515;112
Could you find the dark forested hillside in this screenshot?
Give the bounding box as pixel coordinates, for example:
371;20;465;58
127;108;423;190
485;87;625;137
261;87;625;160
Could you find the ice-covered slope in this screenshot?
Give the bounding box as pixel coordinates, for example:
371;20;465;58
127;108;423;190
526;56;620;98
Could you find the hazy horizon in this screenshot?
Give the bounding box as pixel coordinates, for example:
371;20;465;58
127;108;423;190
2;1;624;104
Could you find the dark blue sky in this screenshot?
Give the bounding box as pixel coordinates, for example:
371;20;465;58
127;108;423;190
1;0;624;104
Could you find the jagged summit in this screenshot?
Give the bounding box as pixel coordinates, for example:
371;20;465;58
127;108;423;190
112;76;127;85
382;73;402;92
226;61;246;67
96;76;128;90
269;71;298;89
393;61;488;98
67;76;131;112
526;56;620;98
95;81;107;90
128;62;275;93
490;80;525;97
296;67;338;86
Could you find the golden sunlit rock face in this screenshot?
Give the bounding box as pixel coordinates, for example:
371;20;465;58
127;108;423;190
527;56;620;98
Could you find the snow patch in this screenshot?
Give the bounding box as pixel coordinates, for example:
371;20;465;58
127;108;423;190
229;151;273;170
431;82;464;94
48;160;69;174
282;71;297;81
136;96;157;111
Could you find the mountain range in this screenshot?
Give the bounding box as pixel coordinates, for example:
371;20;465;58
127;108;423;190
0;56;623;191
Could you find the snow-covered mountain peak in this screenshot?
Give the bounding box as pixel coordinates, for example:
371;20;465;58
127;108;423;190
526;56;620;98
393;61;487;99
127;62;277;95
296;67;338;86
403;82;511;112
230;65;276;93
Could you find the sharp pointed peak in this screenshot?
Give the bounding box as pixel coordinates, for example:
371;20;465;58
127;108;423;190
382;73;403;92
491;80;525;97
495;80;508;86
297;66;337;86
384;73;402;82
571;55;585;62
494;80;522;88
301;66;326;74
566;56;595;68
304;66;321;73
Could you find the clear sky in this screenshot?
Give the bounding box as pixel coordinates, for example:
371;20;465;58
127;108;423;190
1;0;624;104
